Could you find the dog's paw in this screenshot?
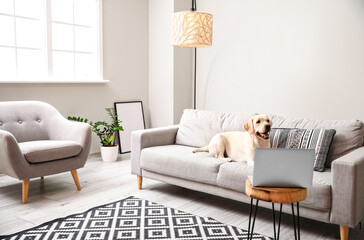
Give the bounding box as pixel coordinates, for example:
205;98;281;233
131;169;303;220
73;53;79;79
247;160;254;166
217;157;233;162
192;149;197;153
222;158;234;162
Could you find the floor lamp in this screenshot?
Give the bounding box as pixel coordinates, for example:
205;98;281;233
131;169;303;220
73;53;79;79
171;0;213;109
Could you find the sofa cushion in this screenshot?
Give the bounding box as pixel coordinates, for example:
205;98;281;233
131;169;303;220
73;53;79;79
270;128;336;172
216;162;253;193
19;140;82;163
303;170;332;211
176;109;254;147
216;162;332;211
140;145;227;185
271;115;364;167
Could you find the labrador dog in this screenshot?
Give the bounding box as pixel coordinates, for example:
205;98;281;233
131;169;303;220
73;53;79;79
192;114;272;165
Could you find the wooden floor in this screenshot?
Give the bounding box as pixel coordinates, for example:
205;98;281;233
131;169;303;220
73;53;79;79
0;156;363;239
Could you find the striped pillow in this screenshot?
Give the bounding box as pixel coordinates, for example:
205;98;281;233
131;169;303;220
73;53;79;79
270;128;336;172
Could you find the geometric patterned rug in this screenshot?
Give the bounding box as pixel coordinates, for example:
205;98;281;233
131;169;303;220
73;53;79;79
0;196;273;240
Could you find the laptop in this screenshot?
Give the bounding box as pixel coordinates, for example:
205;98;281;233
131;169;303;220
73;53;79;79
248;148;315;188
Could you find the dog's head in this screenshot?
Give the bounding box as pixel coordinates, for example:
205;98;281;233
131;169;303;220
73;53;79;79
244;114;272;140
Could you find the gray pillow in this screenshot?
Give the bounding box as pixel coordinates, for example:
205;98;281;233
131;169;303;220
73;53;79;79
270;128;336;172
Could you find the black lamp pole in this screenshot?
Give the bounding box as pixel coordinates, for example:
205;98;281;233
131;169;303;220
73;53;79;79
192;0;197;109
194;49;197;109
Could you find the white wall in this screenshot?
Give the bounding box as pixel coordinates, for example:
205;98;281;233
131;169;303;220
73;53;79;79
0;0;149;153
173;47;193;124
197;0;364;120
149;0;193;127
149;0;174;127
173;1;193;124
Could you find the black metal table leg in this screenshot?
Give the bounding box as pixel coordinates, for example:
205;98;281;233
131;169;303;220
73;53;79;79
250;199;259;239
247;198;253;240
291;203;297;240
272;203;283;240
277;203;282;240
247;199;259;240
272;203;276;240
297;202;300;240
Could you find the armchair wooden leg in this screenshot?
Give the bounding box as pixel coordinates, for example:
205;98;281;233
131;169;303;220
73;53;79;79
22;179;30;204
70;170;81;191
340;225;349;240
137;176;142;190
40;176;44;180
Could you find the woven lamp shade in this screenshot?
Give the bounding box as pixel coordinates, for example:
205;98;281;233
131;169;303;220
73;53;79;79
172;11;213;48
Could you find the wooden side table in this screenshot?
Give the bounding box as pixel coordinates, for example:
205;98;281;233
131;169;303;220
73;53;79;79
245;179;307;240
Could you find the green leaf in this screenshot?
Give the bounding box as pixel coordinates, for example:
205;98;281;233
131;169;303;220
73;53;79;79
68;108;123;146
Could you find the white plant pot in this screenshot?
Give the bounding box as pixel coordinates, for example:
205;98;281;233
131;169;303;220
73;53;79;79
100;145;119;162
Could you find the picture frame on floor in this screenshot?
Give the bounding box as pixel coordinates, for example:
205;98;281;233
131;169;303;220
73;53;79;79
114;101;146;154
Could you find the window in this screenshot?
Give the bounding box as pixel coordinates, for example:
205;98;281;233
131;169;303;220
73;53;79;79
0;0;103;83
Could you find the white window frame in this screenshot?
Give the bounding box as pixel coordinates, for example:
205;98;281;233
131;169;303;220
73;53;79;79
0;0;107;84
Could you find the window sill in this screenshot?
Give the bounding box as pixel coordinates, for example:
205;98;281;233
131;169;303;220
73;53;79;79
0;79;110;84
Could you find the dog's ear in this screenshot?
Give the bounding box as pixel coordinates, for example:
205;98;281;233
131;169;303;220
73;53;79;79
244;118;255;134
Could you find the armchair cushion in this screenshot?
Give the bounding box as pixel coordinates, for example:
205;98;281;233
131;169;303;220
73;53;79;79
19;140;82;163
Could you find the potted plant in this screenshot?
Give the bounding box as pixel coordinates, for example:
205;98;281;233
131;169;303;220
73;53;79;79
68;108;124;162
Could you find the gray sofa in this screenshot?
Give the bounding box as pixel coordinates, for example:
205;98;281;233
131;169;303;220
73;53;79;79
132;109;364;239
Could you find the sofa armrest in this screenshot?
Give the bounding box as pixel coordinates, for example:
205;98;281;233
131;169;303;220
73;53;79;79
0;129;29;179
131;125;179;176
331;146;364;228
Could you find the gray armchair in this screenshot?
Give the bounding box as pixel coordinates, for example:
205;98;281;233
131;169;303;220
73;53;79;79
0;101;91;203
